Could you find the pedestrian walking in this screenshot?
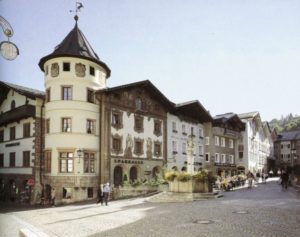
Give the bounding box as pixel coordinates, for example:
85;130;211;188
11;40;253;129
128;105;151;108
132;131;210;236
281;172;289;190
246;171;254;188
96;184;104;205
51;187;56;207
103;183;110;206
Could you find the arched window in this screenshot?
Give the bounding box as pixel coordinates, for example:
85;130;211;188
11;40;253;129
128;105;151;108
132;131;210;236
113;166;123;187
11;100;15;110
130;166;138;182
135;97;142;110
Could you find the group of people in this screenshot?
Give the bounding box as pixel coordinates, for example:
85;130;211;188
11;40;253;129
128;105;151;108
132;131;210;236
96;182;110;206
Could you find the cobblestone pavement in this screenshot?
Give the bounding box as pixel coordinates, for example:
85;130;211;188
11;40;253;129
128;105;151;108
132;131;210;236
1;178;300;237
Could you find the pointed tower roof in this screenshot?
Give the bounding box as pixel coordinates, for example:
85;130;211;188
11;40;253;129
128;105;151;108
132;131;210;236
39;18;111;78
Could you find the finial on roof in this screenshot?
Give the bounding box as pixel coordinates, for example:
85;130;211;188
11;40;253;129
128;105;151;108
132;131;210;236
70;2;84;23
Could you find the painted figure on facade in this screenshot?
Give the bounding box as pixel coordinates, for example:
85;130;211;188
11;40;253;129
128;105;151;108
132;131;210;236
146;137;152;159
125;134;133;157
187;136;195;174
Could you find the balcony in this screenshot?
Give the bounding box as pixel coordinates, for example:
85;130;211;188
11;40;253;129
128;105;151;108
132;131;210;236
0;104;36;126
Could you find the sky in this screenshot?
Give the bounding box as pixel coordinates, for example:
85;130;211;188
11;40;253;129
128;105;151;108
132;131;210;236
1;0;300;121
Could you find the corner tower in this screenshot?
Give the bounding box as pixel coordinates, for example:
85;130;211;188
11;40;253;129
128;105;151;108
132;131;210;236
38;17;110;205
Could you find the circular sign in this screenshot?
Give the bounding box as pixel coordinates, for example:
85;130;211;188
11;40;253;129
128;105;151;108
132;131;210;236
27;179;35;186
0;41;19;60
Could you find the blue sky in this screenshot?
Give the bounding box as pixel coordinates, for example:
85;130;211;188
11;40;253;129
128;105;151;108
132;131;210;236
1;0;300;121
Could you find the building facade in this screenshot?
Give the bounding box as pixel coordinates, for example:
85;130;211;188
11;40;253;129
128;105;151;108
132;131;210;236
274;130;300;172
237;112;273;174
167;101;212;172
0;82;45;203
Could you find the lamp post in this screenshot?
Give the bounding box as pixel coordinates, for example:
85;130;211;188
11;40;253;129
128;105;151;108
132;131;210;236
77;149;83;163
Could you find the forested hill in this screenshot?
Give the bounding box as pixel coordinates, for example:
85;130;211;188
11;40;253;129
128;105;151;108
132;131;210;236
269;113;300;132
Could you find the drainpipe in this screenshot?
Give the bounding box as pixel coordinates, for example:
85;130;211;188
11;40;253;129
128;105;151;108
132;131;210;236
40;101;44;186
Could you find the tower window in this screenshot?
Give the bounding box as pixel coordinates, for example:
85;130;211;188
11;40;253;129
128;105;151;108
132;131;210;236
90;66;95;76
63;62;70;71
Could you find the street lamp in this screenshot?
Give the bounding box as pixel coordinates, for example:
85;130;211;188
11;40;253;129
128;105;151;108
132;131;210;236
77;149;83;163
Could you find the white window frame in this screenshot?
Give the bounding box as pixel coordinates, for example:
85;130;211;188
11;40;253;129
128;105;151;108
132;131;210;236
215;153;220;163
221;154;226;163
199;145;203;156
172;141;177;153
205;153;210;162
205;137;209;145
182;143;186;154
215;136;219;146
199;128;203;138
229;139;234;149
229;155;234;164
172;121;177;132
182;124;186;134
221;137;225;147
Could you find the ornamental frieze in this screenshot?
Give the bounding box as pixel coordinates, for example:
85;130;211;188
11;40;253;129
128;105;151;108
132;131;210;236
75;63;86;77
51;63;59;77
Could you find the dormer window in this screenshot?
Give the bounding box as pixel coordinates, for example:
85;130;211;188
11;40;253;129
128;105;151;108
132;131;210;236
11;100;15;110
90;66;95;76
63;62;70;71
135;97;142;110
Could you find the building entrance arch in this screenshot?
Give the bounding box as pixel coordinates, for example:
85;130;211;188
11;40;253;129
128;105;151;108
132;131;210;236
114;166;123;187
130;166;138;182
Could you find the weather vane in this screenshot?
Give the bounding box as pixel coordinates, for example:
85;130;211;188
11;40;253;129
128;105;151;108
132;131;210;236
0;16;19;60
70;2;84;22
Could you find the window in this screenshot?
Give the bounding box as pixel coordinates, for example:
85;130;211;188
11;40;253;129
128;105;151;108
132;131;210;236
191;127;194;136
10;126;15;140
134;115;143;132
135;141;143;154
11;100;15;110
46;119;50;134
154;120;162;136
172;121;177;132
154;143;161;156
229;155;234;164
288;144;291;149
199;145;203;156
23;151;30;167
239;151;243;159
63;62;70;71
199;128;204;138
136;97;142;110
221;137;225;147
9;152;15;167
44;151;51;172
62;118;71;133
182;143;186;154
89;66;95;76
205;137;209;145
46;88;51;102
0;130;4;142
229;139;234;149
0;154;3;167
221;154;226;163
87;120;95;134
205;153;210;162
214;136;219;146
87;89;94;103
87;187;93;198
172;141;177;154
59;152;73;173
182;124;186;135
281;144;283;149
84;152;95;173
215;153;220;163
112;138;121;152
62;86;72;100
23;123;30;138
112;111;123;130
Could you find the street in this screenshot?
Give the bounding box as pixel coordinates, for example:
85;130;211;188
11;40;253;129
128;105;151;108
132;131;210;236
1;178;300;237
